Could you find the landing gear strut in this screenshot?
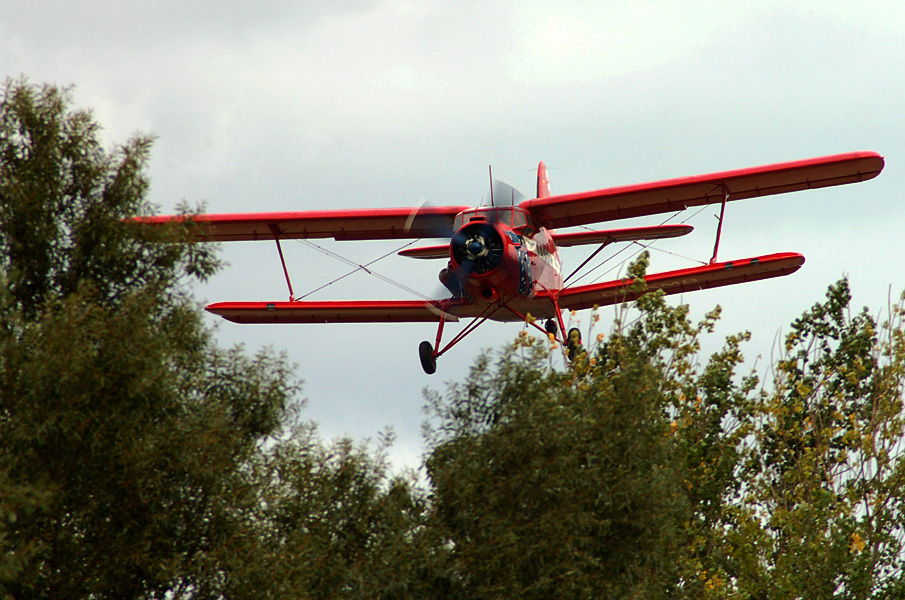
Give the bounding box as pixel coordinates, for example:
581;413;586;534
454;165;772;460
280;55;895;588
417;293;574;374
418;301;504;375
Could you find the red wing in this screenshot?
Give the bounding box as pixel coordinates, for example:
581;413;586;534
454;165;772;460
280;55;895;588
206;298;486;324
208;254;803;323
134;205;472;242
551;224;693;247
520;152;883;229
548;252;805;311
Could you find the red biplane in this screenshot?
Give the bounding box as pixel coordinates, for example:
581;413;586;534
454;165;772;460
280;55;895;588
137;151;883;374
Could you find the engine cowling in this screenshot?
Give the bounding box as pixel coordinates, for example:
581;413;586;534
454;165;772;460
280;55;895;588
450;222;505;276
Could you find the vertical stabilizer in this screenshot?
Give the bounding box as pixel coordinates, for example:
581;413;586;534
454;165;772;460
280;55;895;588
536;161;551;198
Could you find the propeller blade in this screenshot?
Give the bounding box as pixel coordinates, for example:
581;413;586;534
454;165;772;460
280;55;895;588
490;179;526;207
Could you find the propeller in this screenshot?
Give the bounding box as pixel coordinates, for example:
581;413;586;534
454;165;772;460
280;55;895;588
405;174;527;300
451;221;505;276
445;177;525;282
489;178;527;207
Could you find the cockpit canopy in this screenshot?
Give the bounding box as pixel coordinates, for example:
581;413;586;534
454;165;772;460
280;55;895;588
453;207;536;231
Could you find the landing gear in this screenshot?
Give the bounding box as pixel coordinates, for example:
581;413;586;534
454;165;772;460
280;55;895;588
567;327;584;361
417;297;570;374
419;341;437;375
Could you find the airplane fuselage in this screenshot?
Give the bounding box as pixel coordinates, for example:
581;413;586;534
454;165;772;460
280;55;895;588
448;206;563;321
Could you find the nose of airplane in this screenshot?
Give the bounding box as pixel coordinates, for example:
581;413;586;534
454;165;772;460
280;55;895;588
451;222;505;276
467;238;486;257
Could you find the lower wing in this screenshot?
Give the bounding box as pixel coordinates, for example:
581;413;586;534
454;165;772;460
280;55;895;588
206;298;480;323
206;253;803;324
551;252;804;311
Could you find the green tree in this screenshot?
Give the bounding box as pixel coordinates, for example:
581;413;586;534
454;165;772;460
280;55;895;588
0;79;297;598
215;429;449;599
422;258;718;598
725;281;905;600
422;256;905;599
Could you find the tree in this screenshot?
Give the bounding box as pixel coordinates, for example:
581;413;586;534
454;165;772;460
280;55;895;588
6;77;903;599
0;79;297;599
422;254;905;599
214;429;448;599
725;280;905;600
422;258;706;598
424;345;686;598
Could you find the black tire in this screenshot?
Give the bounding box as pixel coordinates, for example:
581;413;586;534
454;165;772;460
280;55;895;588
545;319;558;335
419;341;437;375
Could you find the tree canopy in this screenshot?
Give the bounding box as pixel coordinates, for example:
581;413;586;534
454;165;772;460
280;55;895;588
0;78;297;598
422;272;905;600
2;79;904;599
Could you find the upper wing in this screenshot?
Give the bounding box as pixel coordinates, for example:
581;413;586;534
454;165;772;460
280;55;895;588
399;224;694;259
549;252;805;311
520;152;884;229
550;224;693;247
133;205;472;242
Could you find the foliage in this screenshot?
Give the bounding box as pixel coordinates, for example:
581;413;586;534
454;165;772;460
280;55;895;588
728;281;905;600
424;340;685;598
0;79;296;599
0;78;447;600
3;78;905;599
423;256;905;600
0;80;217;319
212;429;447;599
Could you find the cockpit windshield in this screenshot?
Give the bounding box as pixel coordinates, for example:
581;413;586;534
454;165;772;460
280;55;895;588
453;207;534;231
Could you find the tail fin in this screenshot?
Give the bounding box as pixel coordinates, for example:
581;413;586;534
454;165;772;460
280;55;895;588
536;161;551;198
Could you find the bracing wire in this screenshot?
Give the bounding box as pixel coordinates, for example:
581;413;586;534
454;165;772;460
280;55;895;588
564;206;713;288
293;238;432;301
289;203;720;301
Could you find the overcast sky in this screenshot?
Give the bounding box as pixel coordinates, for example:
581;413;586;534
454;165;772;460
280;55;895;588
4;0;903;470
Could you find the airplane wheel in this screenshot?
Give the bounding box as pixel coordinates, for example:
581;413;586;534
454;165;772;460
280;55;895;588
545;319;558;335
419;341;437;375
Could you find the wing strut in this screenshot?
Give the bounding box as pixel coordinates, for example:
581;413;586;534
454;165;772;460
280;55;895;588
710;184;729;265
269;224;295;301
